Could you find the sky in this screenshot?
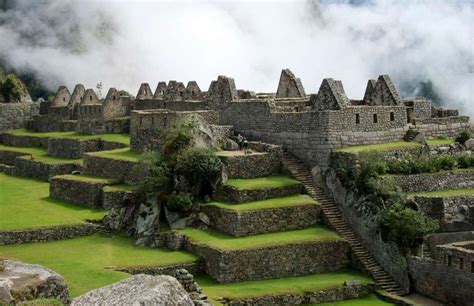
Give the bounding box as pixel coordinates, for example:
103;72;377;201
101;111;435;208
0;0;472;115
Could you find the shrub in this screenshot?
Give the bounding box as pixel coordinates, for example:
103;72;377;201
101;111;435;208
135;152;172;195
435;155;457;170
166;193;194;212
457;154;474;168
176;147;223;196
382;203;439;250
455;130;470;144
1;74;22;102
163;120;193;157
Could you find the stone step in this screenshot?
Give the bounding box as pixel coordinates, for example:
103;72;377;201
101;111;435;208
50;174;119;208
216;150;281;179
83;148;140;182
202;195;320;237
214;176;304;203
177;226;350;283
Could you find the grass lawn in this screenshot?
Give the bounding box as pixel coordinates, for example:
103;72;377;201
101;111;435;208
207;194;316;211
0;144;82;165
408;187;474;198
314;294;394;306
224;176;301;190
0;234;199;297
103;184;138;192
53;174;119;184
177;226;342;251
336;141;420;154
426;138;454;146
8;128;130;145
88;148;141;162
195;269;373;305
0;174;105;231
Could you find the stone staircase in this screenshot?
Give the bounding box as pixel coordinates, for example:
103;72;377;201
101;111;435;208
282;151;408;296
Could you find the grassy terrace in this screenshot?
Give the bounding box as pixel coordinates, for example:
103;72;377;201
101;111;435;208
177;226;342;251
0;144;82;164
408;187;474;198
336;141;420;153
0;234;199;297
8;128;130;145
315;294;394;306
103;184;138;192
195;270;374;305
207;194;316;211
224;176;301;189
53;174;119;184
88;148;141;162
0;174;105;231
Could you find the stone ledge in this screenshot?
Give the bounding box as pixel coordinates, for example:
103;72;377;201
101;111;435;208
14;157;82;181
0;150;29;165
222;284;376;306
83;153;137;182
114;261;204;277
214;184;304;203
1;133;49;147
202;203;320;237
47;138;126;159
0;223;105;245
102;187;143;210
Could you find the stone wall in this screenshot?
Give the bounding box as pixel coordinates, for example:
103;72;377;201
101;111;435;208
1;133;49;147
219;151;282;179
415;116;470;138
83;153;137;182
14;157;81;181
50;176;114;208
214;184;303;204
133;99;209;112
0;102;39;132
0;150;27;165
223;284;375;306
324;168;410;292
115;261;203;278
47;138;126;159
0;223;103;245
383;170;474;193
102;188;143;210
183;239;350;283
202;203;320;237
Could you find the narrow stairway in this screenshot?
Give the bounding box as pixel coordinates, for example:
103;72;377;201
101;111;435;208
282;151;408;296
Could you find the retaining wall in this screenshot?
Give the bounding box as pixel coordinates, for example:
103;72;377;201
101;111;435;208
47;138;126;158
14;157;81;181
0;102;39;132
50;176;114;208
214;184;303;203
83;154;137;181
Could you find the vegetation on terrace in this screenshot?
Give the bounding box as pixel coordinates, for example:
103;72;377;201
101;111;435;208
177;226;342;251
0;144;82;164
53;174;119;184
8;129;130;145
337;137;455;154
408;187;474;198
0;174;105;231
0;234;199;297
224;176;301;190
207;194;316;211
88;148;141;162
316;294;394;306
195;269;374;305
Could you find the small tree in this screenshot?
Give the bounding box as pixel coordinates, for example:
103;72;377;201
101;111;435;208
1;74;22;102
135;152;172;197
456;130;470;144
162;120;193;158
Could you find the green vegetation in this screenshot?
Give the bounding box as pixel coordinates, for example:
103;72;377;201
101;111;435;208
0;174;105;231
195;269;373;305
89;148;141;162
455;130;470;144
225;176;301;190
409;187;474;198
166;193;194;212
0;234;199;297
19;299;64;306
177;226;342;251
316;294;394;306
426;136;454;146
336;141;420;154
207;195;316;211
8;129;130;145
0;144;82;164
163;119;193;157
103;184;137;192
54;174;118;184
1;74;23;102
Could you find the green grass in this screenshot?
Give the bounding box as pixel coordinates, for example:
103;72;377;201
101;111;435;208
177;226;342;251
20;299;64;306
88;148;141;162
408;187;474;198
0;234;199;297
53;174;118;184
224;176;301;190
207;194;316;211
314;294;394;306
0;174;105;231
103;184;138;192
0;144;82;165
426;138;454;146
8;128;130;145
195;269;373;305
336;141;420;153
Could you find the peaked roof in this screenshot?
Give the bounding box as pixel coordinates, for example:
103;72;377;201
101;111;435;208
136;83;153;100
276;69;306;98
312;78;349;111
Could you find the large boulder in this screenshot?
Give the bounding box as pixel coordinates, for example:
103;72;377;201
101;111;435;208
71;274;193;306
0;259;69;305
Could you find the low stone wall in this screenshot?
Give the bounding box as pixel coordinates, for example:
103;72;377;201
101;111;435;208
115;261;203;277
408;256;474;306
214;184;303;203
0;223;103;245
14;157;81;181
104;117;130;133
102;188;143;210
183;238;350;283
202;204;320;237
50;176;112;208
383;170;474;193
0;150;28;165
0;102;39;132
47;138;126;158
83;154;137;181
220;152;281;179
1;133;49;147
223;284;375;306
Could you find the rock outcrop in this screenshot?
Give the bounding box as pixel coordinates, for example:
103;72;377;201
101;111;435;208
0;259;69;305
71;274;193;306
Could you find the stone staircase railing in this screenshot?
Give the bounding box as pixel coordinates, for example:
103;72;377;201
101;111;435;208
282;152;408;296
